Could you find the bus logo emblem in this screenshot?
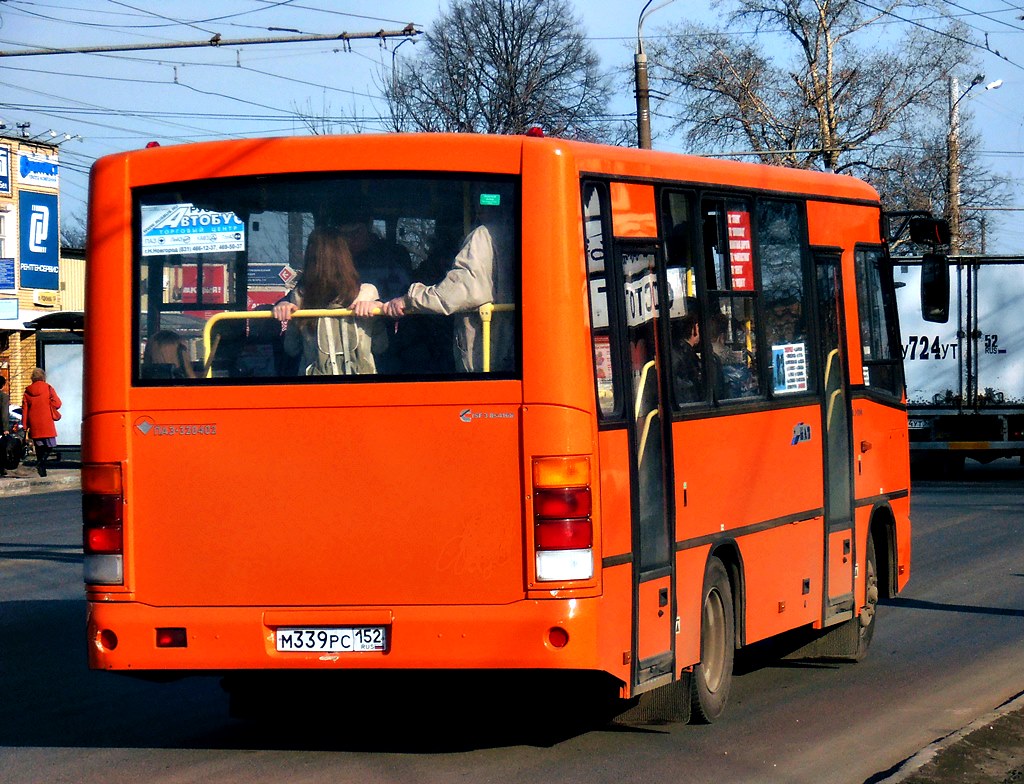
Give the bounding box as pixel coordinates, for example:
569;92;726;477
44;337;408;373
791;423;812;445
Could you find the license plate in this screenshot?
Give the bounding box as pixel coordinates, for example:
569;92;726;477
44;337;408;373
276;626;387;652
908;419;929;429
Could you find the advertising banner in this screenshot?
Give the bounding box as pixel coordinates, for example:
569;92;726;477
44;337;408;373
141;203;246;256
19;190;59;290
17;150;59;190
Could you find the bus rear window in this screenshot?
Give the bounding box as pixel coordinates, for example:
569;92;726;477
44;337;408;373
134;175;519;383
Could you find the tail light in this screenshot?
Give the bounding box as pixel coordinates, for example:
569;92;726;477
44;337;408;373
82;463;124;585
532;456;593;582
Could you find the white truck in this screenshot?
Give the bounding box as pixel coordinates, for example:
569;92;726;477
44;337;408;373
894;255;1024;472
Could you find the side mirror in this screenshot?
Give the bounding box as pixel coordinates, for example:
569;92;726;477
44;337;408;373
909;217;951;247
921;253;950;323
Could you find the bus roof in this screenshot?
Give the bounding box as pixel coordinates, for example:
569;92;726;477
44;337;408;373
95;132;880;205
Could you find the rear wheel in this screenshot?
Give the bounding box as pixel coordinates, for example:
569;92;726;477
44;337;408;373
690;556;735;723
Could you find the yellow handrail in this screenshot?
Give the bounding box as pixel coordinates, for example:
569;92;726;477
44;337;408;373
199;302;514;376
201;308;378;378
478;303;515;372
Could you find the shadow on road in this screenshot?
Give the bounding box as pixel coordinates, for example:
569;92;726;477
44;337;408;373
0;599;631;753
881;596;1024;619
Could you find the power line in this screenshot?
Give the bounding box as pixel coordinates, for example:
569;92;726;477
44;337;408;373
852;0;1024;71
0;27;422;58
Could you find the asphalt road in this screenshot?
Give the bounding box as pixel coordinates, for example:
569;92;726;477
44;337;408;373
1;461;1022;784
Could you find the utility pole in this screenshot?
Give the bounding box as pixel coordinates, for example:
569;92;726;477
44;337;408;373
947;75;967;256
634;48;652;150
947;74;1002;255
635;0;677;150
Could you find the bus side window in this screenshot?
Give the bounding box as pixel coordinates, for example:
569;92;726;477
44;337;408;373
661;191;706;408
757;199;813;396
701;198;762;401
855;246;902;396
583;182;620;419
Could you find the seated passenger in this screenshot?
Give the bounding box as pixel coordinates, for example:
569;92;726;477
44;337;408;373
142;329;195;379
672;313;704;405
273;227;387;375
708;312;755;400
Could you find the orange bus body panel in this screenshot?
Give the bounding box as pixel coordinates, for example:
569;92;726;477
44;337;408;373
84;133;909;700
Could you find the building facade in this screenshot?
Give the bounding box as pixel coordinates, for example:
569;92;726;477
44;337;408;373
1;133;83;407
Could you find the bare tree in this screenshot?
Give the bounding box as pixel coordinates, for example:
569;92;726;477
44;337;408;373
291;98;373;135
651;1;969;165
382;0;617;140
60;211;88;249
648;0;1010;249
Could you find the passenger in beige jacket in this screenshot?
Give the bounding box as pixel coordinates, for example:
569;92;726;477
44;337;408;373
383;221;514;373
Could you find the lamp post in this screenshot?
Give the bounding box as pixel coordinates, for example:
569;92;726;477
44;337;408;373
635;0;677;149
947;74;1002;254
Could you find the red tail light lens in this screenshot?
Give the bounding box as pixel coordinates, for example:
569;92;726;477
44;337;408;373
534;487;592;519
85;525;123;555
82;493;123;529
535;519;593;550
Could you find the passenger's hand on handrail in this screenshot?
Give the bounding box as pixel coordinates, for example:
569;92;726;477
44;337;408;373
351;299;382;318
382;297;407;318
273;301;298;323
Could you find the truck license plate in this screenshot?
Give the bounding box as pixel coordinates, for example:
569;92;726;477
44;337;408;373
276;626;387;652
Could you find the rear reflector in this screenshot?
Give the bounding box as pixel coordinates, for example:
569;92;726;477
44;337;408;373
156;628;188;648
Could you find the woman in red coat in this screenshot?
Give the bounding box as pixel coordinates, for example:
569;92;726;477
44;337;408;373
21;367;62;477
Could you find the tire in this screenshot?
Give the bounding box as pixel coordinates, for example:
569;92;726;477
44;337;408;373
690;556;735;724
851;534;878;662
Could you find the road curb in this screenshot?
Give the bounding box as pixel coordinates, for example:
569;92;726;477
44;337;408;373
0;471;80;497
875;691;1024;783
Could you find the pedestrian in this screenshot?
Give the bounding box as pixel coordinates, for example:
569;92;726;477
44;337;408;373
0;375;10;478
21;367;62;477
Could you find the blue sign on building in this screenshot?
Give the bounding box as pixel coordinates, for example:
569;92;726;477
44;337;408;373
19;190;60;290
0;145;11;195
0;257;16;289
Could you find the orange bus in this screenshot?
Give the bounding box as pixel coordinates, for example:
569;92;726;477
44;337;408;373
83;133;912;722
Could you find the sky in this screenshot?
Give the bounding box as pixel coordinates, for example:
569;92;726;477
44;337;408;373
0;0;1021;252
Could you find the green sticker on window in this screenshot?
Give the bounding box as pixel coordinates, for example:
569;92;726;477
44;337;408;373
479;193;501;206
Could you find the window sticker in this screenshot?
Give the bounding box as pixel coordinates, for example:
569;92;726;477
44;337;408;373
142;204;246;256
771;342;809;393
726;210;754;291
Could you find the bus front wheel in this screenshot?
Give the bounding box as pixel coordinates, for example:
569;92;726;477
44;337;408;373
690;556;735;723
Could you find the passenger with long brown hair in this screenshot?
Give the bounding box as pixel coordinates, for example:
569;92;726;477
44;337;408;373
273;227;386;375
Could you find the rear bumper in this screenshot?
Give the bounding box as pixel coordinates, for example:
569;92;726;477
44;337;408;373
86;598;606;674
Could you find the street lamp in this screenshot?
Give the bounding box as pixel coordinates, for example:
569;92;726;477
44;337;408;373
635;0;677;149
947;73;1002;254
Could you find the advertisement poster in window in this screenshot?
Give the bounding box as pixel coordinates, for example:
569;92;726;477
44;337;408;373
727;210;754;291
772;342;808;393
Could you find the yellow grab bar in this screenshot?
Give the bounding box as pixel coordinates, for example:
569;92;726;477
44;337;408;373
201;308;378;378
200;303;515;377
478;303;515;372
